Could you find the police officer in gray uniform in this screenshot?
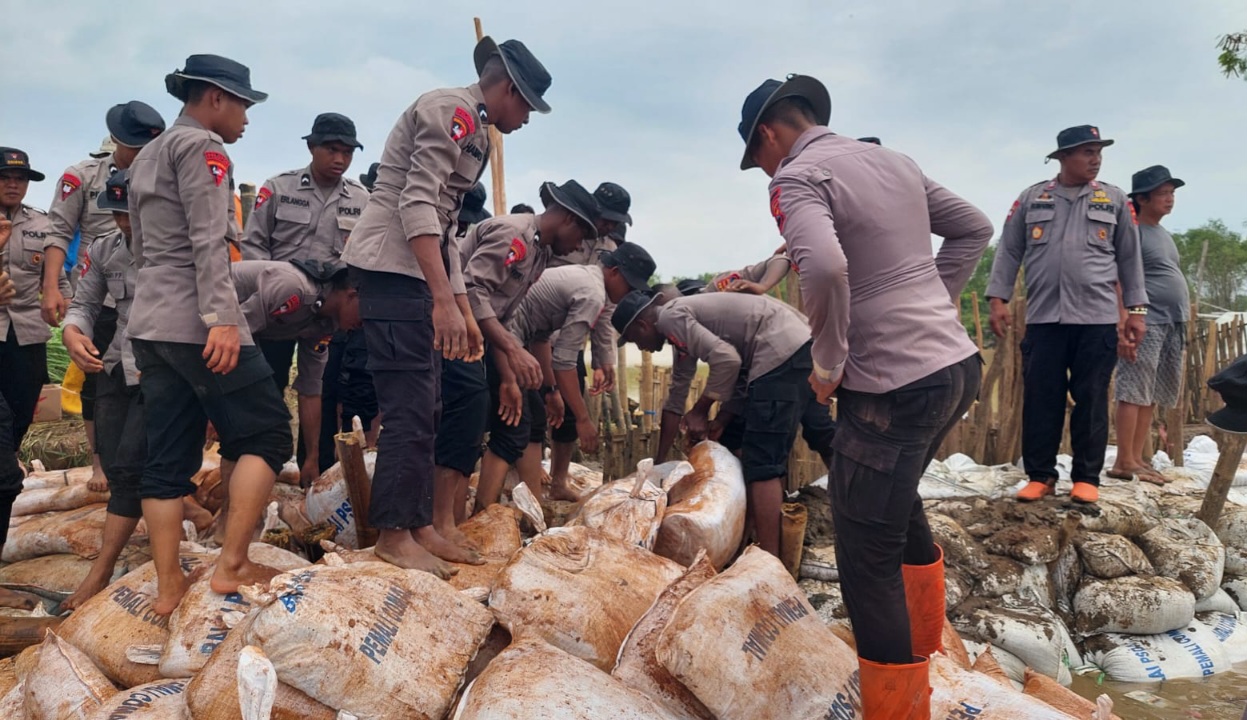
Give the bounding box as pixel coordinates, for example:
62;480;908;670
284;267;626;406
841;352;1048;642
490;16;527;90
987;125;1147;505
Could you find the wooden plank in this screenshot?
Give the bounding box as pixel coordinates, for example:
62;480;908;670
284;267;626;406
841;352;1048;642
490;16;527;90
970;291;984;352
1198;430;1247;529
473;17;507;215
640;351;654;434
335;431;377;548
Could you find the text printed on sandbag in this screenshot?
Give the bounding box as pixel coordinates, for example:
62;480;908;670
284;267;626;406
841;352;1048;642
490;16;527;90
105;680;186;718
360;583;413;665
110;586;171;629
280;571;315;613
330;500;353;533
1168;628;1219;677
199;592;248;656
820;670;862;719
740;594;810;661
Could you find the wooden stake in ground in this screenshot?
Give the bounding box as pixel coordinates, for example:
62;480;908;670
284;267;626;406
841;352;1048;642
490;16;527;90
474;17;507;216
335;431;377;548
1198;429;1246;529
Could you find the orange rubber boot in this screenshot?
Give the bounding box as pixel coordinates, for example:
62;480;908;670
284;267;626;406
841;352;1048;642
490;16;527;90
1016;480;1054;502
1071;481;1099;504
902;544;945;658
859;656;931;720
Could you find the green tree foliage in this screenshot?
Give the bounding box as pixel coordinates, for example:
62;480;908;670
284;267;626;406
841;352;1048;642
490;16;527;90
960;245;996;346
1218;32;1247;79
1173;220;1247;312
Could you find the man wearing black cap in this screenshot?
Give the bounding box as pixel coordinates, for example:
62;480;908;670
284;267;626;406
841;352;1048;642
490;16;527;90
359;162;379;193
0;149;59;610
456;183;492;236
740;74;992;716
127;54;288;614
1110;166;1189;485
240;112;370;485
43;102;166;493
441;181;597;541
988;126;1147;505
339;36;552;576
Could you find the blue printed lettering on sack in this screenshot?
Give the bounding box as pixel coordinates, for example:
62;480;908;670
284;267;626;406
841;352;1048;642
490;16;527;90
329;500;354;533
1166;628;1217;676
279;571;315;614
199;592;249;655
359;583;413;665
1124;639;1166;680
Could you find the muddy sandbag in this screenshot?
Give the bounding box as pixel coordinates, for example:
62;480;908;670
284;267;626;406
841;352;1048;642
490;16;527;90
448;504;522;592
489;526;683;672
566;463;667;550
1021;668;1120;720
160;544;310;678
951;595;1079;685
0;555;95;595
971;646;1015;688
1074;532;1153;579
241;562;493;719
0;656;17;699
973;555;1024;598
185;617;334;720
927;513;991;571
453;638;681;720
1136;518;1226;600
1224;575;1247;611
652;442;745;570
58;551;215;687
1214;507;1247;575
22;631;117;720
12;484;111;518
612;552;716;720
1083;621;1233;681
1073;575;1194;636
83;680;188;720
984;524;1060;565
655;547;862;720
1198;611;1247;663
3;505;114;562
1195;588;1241;615
303;452;376;550
928;654;1079;719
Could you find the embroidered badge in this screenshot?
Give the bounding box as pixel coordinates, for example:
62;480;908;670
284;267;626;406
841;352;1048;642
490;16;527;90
31;252;43;266
1128;202;1138;226
504;237;527;267
1098;228;1108;240
715;272;742;291
271;294;301;317
1031;227;1044;241
255;187;273;211
59;173;81;201
1089;127;1100;138
80;253;91;277
1005;199;1020;222
204;151;230;187
451;107;476;142
313;335;332;354
666;334;688;355
770;186;786;233
1037;192;1052;201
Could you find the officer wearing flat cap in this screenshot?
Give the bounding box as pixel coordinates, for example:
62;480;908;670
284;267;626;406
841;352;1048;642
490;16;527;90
127;53;289;615
740;73;993;717
339;35;552;578
44;101;166;492
987;126;1146;506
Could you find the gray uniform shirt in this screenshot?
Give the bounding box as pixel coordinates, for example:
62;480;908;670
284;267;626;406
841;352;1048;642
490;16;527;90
1138;223;1189;325
658;293;811;415
64;232;138;384
128;116;250;345
770;127;992;393
240;166;370;263
458;213;550;325
509;265;606;370
986;177;1146;325
340;84;491;296
1;205;64;345
547;235;618;368
231;260;336;396
47;155;119;276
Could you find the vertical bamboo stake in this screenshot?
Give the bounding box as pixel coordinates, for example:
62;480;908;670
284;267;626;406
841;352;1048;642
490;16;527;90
1198;429;1247;529
473;17;507;216
640;351;654;434
239;183;256;229
970;291;984;352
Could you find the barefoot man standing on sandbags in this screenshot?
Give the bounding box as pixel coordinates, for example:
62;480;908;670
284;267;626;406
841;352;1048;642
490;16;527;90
340;36;552;577
127;55;292;614
739;75;993;717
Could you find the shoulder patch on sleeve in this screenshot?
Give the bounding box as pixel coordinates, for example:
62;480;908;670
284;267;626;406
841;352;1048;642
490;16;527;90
451;106;476;142
255;187;273;211
204;151;230;187
59;173;82;201
770;186;786;233
1128;200;1138;225
505;237;528;267
1005;199;1021;222
271;294;302;317
79;252;91;277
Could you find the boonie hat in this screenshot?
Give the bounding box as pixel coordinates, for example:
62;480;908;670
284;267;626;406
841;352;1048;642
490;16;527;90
106;101;166;148
600;243;656;293
1130;165;1186;196
738;74;831;170
539;180;600;238
612;290;661;345
303;113;363;149
166;54;268;104
474;37;552;114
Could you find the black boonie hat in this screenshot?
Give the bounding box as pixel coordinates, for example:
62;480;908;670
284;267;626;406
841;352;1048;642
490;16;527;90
612;290;661;345
290;258;349;285
609;223;627;243
539;180;600;238
463;183;488;211
1047;125;1113;160
474;37;552;114
166;54;268;105
96;170;130;212
106;101;166;148
1208;356;1247;434
857;136;882;145
1130;165;1186;196
359;162;379;192
303;112;363;149
593;182;632;225
738;74;831;171
0;148;45;182
600;243;656;293
676;278;707;296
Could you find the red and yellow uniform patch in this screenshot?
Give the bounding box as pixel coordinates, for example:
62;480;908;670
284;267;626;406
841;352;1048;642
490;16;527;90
769;186;785;233
504;238;527;267
451;107;476;142
80;253;91;277
271;295;301;317
1005;199;1020;222
255;187;273;211
59;173;82;202
204;152;230;187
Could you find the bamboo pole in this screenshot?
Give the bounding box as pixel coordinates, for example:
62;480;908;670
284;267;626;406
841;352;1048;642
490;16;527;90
239;183;256;229
335;431;377;548
473;18;507;216
970;291;984;352
640;351;654;434
1198;429;1246;529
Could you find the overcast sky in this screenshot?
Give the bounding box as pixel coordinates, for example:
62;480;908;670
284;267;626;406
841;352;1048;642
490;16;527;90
4;1;1245;279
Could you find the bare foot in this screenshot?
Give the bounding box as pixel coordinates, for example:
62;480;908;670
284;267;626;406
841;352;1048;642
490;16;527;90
0;587;37;611
1135;467;1170;486
181;497;215;532
436;523;481;553
415;526;484;566
61;572;112;612
152;572;190;616
375;531;457;579
1105;465;1135;481
210;559;280;596
547;481;581;503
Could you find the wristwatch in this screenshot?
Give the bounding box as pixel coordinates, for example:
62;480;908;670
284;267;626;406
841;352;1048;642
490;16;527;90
1127;306;1149;316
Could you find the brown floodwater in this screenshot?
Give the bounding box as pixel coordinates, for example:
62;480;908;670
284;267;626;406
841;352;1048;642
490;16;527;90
1072;663;1247;719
